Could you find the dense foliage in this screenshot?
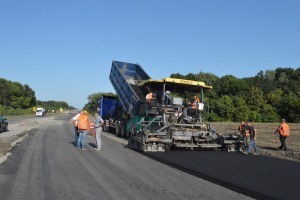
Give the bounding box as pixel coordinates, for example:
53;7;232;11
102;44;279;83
0;78;72;115
83;92;116;114
0;78;36;109
36;100;73;113
171;67;300;122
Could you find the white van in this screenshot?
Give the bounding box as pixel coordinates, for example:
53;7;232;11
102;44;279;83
36;108;46;116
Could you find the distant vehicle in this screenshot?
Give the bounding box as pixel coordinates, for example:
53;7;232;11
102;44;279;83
0;115;8;132
36;107;46;116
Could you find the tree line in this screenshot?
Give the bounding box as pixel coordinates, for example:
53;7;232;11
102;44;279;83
0;78;72;115
171;67;300;123
84;67;299;123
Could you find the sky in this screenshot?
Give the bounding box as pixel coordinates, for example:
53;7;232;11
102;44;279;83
0;0;299;109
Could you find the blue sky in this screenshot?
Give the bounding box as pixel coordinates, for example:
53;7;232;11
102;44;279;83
0;0;299;109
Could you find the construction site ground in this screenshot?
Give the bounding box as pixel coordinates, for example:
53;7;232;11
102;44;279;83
210;122;300;162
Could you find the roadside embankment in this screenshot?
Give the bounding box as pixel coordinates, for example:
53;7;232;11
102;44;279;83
0;120;40;164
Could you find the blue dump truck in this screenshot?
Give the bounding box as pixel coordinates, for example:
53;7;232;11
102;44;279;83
107;61;243;152
99;95;118;131
98;95;129;137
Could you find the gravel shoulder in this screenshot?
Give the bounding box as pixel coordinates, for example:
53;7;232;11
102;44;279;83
0;119;40;163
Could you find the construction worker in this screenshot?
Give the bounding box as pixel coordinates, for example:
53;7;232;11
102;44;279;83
238;121;248;149
145;90;159;115
187;96;200;115
243;122;259;155
190;96;200;109
146;92;153;103
274;119;290;151
71;110;83;148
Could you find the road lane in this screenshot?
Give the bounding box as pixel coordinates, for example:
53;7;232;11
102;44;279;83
146;147;300;200
0;117;252;200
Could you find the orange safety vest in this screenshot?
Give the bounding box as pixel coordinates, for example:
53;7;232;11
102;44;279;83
77;114;90;130
191;98;200;110
279;123;290;137
238;124;249;136
238;125;243;131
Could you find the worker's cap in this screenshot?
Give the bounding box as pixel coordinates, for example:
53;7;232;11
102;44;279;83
281;118;286;122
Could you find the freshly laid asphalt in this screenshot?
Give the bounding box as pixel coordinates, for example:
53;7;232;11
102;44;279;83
146;150;300;200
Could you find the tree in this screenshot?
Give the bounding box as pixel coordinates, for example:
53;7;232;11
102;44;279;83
231;96;250;122
266;89;283;108
24;84;36;106
194;72;219;86
245;87;265;110
214;75;247;96
279;93;300;122
259;104;279;122
0;78;11;106
265;70;275;80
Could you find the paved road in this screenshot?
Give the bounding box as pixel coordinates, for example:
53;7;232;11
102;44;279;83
0;115;252;200
146;147;300;200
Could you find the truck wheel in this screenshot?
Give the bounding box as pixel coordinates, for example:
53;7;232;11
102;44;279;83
115;124;120;136
103;123;109;132
121;125;125;138
125;130;130;139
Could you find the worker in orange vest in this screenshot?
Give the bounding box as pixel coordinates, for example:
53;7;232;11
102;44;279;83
187;96;200;115
190;96;200;110
238;121;248;149
274;118;290;151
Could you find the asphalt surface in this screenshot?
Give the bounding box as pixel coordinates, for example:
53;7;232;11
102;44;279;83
146;149;300;200
0;115;251;200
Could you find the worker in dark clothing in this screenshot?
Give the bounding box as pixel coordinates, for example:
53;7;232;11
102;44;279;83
238;121;248;149
243;122;259;155
187;96;200;116
274;119;290;151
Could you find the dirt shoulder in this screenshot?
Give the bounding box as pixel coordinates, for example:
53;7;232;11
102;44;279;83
0;133;26;157
0;120;40;163
210;122;300;162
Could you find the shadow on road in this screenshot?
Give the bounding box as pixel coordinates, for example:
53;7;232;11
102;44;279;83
88;143;97;148
260;146;278;150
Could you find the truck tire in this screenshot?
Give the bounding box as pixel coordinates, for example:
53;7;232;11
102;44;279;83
125;130;130;139
115;124;120;136
121;124;129;139
124;125;130;139
103;122;109;132
120;123;125;138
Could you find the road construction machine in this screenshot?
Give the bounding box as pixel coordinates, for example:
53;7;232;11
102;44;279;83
108;61;243;152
